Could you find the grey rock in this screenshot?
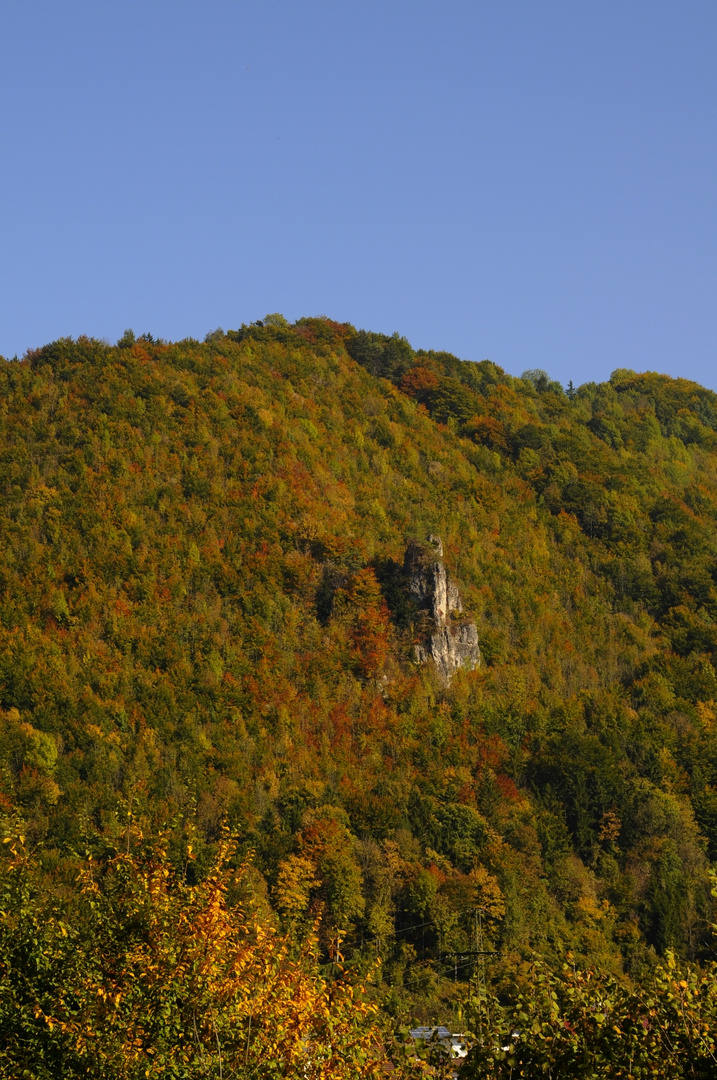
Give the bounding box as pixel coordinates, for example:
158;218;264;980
404;536;480;682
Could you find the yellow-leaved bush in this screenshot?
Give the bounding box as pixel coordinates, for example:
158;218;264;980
0;832;402;1079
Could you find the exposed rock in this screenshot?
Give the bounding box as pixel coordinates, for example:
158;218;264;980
403;535;480;682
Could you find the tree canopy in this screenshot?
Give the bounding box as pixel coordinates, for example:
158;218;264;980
3;317;717;1072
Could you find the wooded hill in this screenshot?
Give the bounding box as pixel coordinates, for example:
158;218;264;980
2;315;717;1070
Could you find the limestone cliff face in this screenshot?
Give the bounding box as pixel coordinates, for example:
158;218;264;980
403;536;480;682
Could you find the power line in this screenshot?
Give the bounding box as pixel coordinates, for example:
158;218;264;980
349;901;497;951
361;946;498;995
336;903;501;997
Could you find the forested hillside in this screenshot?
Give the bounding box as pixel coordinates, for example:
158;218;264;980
3;315;717;1074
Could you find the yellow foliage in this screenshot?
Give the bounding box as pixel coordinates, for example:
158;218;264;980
469;865;505;920
275;853;320;919
8;836;394;1079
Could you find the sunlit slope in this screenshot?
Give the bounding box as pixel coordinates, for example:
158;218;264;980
2;317;717;982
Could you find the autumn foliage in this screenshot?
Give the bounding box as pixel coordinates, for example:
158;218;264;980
0;832;391;1079
2;317;717;1071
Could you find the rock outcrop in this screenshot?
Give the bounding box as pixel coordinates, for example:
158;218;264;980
403;535;480;682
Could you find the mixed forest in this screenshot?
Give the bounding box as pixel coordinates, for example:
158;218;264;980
3;315;717;1075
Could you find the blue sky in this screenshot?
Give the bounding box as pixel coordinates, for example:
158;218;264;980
2;1;716;389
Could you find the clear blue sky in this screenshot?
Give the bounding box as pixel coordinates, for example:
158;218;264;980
2;1;716;390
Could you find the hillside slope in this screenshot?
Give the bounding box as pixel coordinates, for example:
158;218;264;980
2;317;717;1012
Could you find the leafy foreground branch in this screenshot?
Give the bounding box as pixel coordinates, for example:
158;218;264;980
0;835;402;1080
462;949;717;1079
